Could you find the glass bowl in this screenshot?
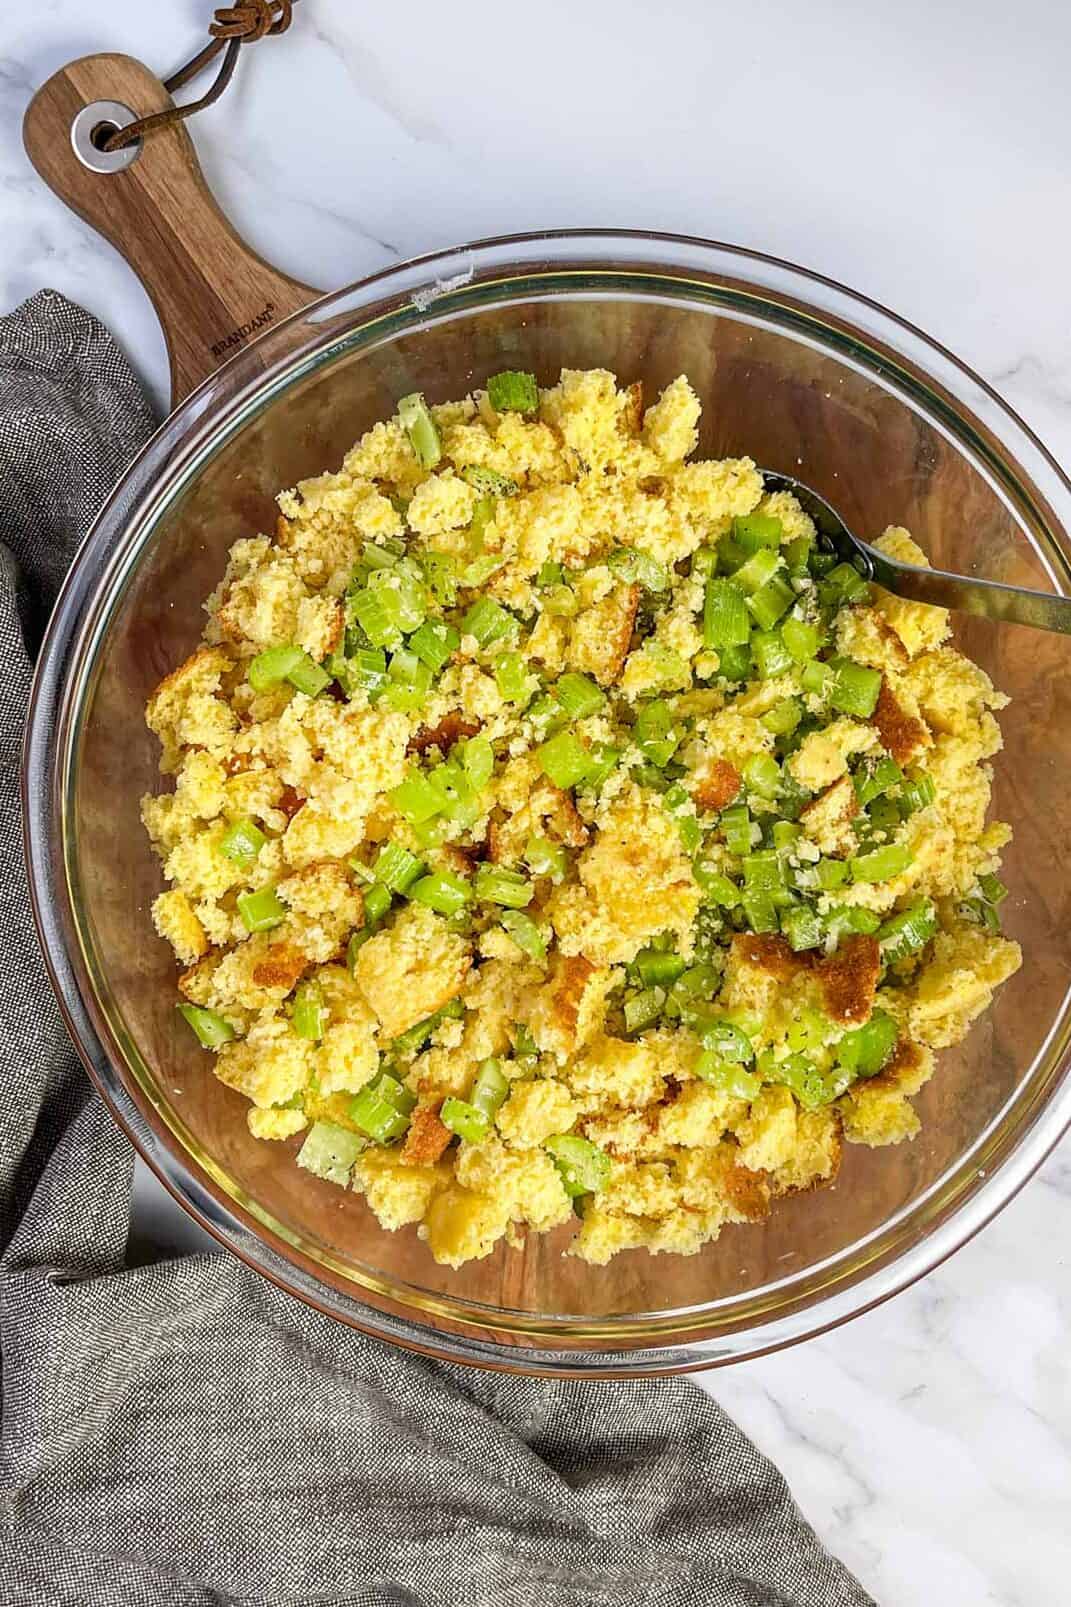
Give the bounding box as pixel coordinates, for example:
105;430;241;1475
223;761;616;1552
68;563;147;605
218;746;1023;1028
23;231;1071;1374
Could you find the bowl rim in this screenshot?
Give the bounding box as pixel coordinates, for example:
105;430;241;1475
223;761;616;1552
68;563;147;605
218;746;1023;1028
23;226;1071;1374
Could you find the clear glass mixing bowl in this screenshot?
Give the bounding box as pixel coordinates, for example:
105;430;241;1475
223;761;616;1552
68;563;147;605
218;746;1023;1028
23;231;1071;1374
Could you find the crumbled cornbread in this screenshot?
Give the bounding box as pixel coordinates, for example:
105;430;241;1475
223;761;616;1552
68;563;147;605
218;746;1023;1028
145;367;1020;1268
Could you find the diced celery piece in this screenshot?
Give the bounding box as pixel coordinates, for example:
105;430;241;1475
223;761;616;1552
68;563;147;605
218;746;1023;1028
850;843;913;883
486;369;539;415
742;890;779;932
177;1003;234;1049
633;699;680;767
461;464;519;496
408;870;472;916
693;861;740;906
608;546;670;592
500;909;546;960
296;1121;366;1187
236;886;287;933
761;697;802;737
829;657;882;718
248;643;305;693
474;865;533;908
545;1133;611;1197
751;628;793;680
461;735;495;788
460;596;517;648
291;979;327;1041
471;1058;509;1118
781;903;824;952
694;1053;761;1100
731;547;783;593
877;897;937;962
747;573;795;632
287;654;331;698
494;650;532;705
703;577;750;649
373;842;425;894
218;817;266;868
732;512;783;552
854;754;903;807
537;731;592;789
390;769;444;825
744;752;781;799
624;987;665;1033
398;391;442;468
634;948;688;987
363;882;393;924
720;802;753;857
440;1096;490;1144
525;835;569;880
836;1009;899;1077
782;615;820;663
553;672;606;719
408;619;460;673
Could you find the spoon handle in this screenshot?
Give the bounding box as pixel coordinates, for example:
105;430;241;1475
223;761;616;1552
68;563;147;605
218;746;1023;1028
859;545;1071;635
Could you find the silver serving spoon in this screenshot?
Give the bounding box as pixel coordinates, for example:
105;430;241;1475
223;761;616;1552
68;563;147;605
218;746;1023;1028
762;470;1071;635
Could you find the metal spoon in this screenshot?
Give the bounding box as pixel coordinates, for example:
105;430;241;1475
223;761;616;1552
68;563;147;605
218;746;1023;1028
761;470;1071;635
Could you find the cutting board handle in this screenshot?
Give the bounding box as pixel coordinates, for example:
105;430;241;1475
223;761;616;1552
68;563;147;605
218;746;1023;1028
23;53;321;408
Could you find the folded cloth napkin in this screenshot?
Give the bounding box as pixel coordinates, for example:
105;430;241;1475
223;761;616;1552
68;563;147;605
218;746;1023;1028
0;290;875;1607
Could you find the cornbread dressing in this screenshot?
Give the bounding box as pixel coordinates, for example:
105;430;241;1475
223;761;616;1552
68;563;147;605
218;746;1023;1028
143;368;1021;1269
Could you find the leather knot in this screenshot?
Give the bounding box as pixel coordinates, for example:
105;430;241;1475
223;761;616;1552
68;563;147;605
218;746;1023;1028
210;1;294;43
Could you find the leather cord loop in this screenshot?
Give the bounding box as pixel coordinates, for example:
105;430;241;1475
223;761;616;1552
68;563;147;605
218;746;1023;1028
101;2;297;152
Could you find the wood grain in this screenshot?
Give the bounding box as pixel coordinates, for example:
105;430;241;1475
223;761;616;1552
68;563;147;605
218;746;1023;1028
23;53;320;407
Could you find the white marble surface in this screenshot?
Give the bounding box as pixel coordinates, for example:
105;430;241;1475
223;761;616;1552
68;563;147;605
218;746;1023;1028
3;1;1071;1600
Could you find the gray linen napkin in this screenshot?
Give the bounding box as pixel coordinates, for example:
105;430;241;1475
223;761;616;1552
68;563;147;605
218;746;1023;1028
0;290;875;1607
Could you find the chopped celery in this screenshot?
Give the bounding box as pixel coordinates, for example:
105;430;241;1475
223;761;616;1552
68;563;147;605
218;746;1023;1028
291;979;327;1041
349;1082;411;1143
471;1058;509;1118
474;864;533;908
408;619;459;673
542;584;579;618
720;802;753;857
460;596;517;648
742;850;785;892
765;1051;853;1110
487;370;539;415
537;731;592;789
287;654;331;698
455;737;492;793
390;769;444;825
461;464;519;497
820;561;870;607
545;1134;611;1197
900;772;937;816
494;650;532;705
742;890;779;932
177;1003;234;1049
624;988;666;1033
373;842;425;894
731;547;783;594
836;1009;899;1077
236;886;287;933
581;743;621;791
634;948;687;987
829;657;882;717
440;1096;490;1144
694;1053;761;1100
732;512;783;552
247;643;304;692
703;578;750;649
854;754;903;807
408;870;472;916
219;817;266;868
349;586;403;649
297;1121;365;1186
537;560;564;587
553;672;606;719
751;628;793;680
747;573;795;632
398;391;442;468
633;699;680;766
781;903;824;952
363;882;393;924
782;615;821;662
608;546;670;591
877;897;937;962
716;641;753;681
693;862;740;906
381;649;433;712
850;843;913;883
744;752;781;799
500;909;546;960
525;835;569;880
697;1015;754;1062
800;659;833;696
761;697;802;737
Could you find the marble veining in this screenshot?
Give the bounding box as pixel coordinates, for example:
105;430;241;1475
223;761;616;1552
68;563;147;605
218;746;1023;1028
2;1;1069;1599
